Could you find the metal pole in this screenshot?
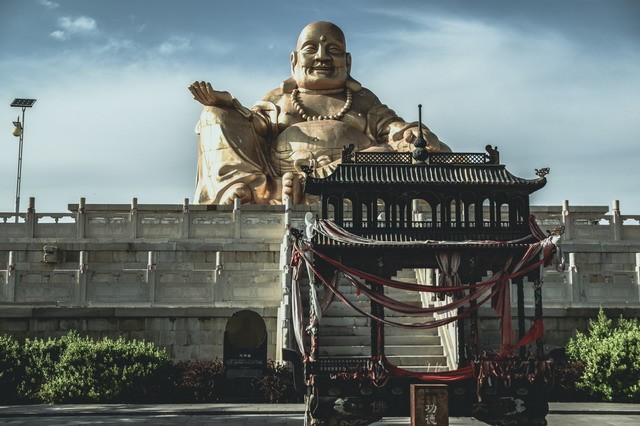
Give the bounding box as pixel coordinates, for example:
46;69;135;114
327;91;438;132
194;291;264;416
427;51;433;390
14;107;26;223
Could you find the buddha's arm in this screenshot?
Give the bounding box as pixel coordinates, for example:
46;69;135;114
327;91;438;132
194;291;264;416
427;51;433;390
189;81;271;137
366;103;451;153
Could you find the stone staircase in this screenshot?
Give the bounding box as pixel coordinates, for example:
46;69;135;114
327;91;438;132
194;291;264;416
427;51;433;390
317;269;449;372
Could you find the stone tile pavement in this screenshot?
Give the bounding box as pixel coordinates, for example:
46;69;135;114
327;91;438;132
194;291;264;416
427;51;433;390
0;403;640;425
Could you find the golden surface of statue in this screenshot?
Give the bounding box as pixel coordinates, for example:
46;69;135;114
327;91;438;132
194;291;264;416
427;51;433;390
189;21;451;205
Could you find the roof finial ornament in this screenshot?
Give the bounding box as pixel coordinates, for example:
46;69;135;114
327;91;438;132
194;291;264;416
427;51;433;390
412;104;429;164
535;167;550;178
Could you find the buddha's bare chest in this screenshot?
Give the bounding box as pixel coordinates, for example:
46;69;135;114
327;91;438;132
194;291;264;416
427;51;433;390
275;95;367;133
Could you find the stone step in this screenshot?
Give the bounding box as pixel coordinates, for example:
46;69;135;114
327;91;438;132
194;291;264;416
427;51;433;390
383;354;448;367
318;334;442;346
385;345;444;356
318;345;444;357
321;303;426;318
318;325;439;337
394;269;418;279
320;316;370;327
312;267;451;372
319;314;437;327
395;365;450;373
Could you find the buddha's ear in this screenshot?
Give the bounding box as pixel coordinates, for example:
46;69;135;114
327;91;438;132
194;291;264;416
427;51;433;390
290;50;297;74
346;52;352;74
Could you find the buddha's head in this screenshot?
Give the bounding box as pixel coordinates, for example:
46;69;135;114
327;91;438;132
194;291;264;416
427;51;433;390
291;21;351;91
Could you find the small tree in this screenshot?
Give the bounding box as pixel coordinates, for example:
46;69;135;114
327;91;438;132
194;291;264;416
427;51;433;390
566;309;640;402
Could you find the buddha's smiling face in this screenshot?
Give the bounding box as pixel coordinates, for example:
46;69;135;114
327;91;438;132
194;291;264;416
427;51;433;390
291;21;351;91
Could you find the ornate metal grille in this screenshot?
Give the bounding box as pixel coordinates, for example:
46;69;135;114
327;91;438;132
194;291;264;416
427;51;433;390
427;153;491;164
317;357;370;373
354;152;412;164
352;151;495;165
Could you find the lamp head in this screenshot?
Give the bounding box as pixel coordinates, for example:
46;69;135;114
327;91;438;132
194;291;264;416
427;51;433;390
12;120;22;137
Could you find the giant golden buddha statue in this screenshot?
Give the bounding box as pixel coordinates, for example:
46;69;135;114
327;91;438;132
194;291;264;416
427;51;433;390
189;21;451;205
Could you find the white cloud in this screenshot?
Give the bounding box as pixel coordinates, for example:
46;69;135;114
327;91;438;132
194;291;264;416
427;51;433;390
38;0;59;9
50;16;98;42
58;16;98;33
158;36;191;55
50;30;66;41
93;38;138;55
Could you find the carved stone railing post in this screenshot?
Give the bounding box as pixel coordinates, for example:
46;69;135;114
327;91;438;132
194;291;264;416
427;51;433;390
130;197;138;238
612;200;622;241
76;197;86;239
26;197;36;238
233;198;241;239
147;251;157;304
568;252;580;304
562;200;572;240
213;251;224;302
5;251;16;302
78;250;88;302
181;197;190;239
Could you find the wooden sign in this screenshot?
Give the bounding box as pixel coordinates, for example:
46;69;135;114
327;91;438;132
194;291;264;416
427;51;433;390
411;384;448;426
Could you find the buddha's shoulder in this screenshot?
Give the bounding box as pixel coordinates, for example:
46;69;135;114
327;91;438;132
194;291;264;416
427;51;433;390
353;87;383;107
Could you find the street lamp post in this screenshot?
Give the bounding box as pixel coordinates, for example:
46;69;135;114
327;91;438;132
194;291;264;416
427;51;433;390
10;98;36;223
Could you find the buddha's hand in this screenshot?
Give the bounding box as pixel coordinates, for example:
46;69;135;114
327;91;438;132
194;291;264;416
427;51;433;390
188;81;235;107
401;127;444;152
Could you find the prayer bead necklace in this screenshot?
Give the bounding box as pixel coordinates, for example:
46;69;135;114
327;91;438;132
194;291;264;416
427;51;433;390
291;88;353;121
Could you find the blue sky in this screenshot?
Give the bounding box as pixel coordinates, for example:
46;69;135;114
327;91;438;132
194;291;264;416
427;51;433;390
1;0;639;214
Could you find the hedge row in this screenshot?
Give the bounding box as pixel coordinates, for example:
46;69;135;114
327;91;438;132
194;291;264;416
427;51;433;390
0;331;299;404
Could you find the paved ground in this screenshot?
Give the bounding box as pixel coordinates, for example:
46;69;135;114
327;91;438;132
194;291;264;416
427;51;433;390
1;403;640;425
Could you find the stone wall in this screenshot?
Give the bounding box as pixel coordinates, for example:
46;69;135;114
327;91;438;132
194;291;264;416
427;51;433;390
476;307;640;353
0;306;278;360
0;199;316;361
1;198;640;358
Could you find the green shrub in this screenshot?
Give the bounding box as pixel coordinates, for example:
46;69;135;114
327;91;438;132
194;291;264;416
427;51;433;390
18;334;72;402
173;359;225;402
37;332;171;403
0;335;22;404
566;309;640;402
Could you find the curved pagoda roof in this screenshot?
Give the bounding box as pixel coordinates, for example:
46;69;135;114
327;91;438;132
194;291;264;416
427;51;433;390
304;145;547;195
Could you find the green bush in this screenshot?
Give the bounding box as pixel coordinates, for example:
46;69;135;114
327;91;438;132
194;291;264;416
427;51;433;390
1;332;301;404
38;332;171;403
0;335;22;404
566;309;640;402
18;334;72;402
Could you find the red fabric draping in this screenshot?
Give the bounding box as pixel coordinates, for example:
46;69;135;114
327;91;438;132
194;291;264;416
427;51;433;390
500;319;545;356
304;255;505;329
342;272;493;315
311;245;502;293
492;276;513;356
381;358;474;382
292;241;554;328
290;214;561;364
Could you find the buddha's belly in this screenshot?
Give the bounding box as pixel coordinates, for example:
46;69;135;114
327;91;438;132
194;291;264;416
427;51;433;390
271;120;373;176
